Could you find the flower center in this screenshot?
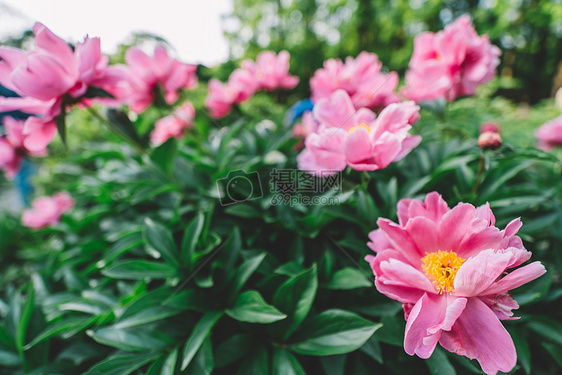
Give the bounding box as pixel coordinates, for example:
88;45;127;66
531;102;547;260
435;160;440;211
347;123;371;133
421;250;465;294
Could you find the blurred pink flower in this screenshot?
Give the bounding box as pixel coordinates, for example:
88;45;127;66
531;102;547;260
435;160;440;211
0;117;56;178
365;192;546;375
297;90;420;175
22;192;75;229
242;50;299;90
116;46;198;113
205;68;260;119
536;115;562;151
402;15;501;103
0;23;125;120
292;111;318;139
206;51;299;118
310;52;400;110
150;102;195;146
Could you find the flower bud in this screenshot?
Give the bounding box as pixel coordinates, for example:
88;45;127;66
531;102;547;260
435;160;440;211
478;131;503;150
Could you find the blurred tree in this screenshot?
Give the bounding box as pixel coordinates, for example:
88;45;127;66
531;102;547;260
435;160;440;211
223;0;562;103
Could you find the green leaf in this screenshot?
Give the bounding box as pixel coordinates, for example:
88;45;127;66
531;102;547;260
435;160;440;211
55;110;67;145
102;260;177;279
0;350;21;367
224;204;262;218
215;334;254;368
181;311;223;370
83;86;115;99
143;218;179;267
236;346;269;375
16;286;34;354
103;234;143;264
372;315;405;346
324;268;372;290
359;337;383;364
181;212;205;268
272;349;306;375
82;353;159;375
527;316;562;346
186;336;214;375
115;306;183;329
426;346;456;375
272;265;318;339
25;317;94;350
106;109;145;147
161;347;179;375
508;327;531;374
289;309;381;356
226;291;287;324
543;343;562;367
229;252;267;297
88;327;168;352
150;137;177;176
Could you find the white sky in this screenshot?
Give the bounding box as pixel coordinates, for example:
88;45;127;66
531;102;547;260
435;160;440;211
0;0;232;66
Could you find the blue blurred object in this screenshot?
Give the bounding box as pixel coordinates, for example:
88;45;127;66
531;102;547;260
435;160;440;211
0;84;35;205
284;98;314;126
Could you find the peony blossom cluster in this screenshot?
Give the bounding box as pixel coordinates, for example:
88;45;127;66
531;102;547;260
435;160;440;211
0;117;56;178
150;102;195;146
0;23;123;121
113;46;198;113
402;15;501;103
297;89;421;175
310;52;400;110
22;191;75;229
206;51;299;118
535;115;562;152
365;192;546;375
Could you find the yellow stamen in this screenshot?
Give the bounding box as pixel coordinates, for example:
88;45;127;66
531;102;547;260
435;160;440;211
347;123;371;133
421;250;465;294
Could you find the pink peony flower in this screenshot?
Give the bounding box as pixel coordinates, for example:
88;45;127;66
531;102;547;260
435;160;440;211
297;90;420;175
0;23;125;120
206;51;298;118
365;192;546;375
150;102;195;146
22;191;75;229
0;116;56;178
205;68;260;119
242;50;299;90
402;15;501;103
310;52;400;110
536;115;562;152
115;46;198;113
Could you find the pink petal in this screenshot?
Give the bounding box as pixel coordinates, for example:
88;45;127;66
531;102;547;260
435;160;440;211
405;216;439;254
482;261;546;296
437;203;476;251
404;294;467;358
367;228;391;253
32;23;76;73
0;47;28;93
439;297;516;375
377;218;423;264
454;249;512;297
369;250;433;303
313;89;357;131
22;117;57;153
